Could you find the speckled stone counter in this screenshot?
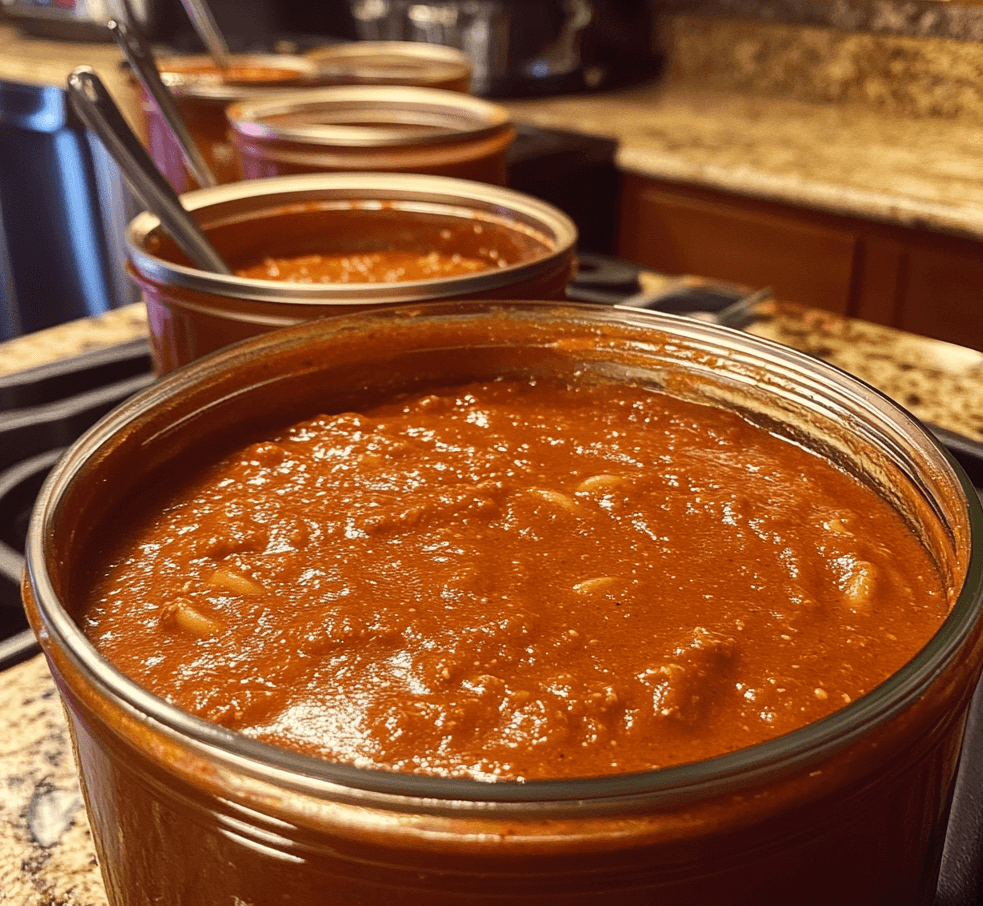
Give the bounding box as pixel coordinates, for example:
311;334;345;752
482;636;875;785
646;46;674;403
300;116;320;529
1;301;982;905
0;306;148;379
0;23;143;134
5;16;983;244
506;77;983;242
748;299;983;441
505;13;983;241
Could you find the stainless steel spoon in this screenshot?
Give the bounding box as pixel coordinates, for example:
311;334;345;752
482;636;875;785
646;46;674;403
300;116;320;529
108;18;218;189
67;66;233;276
177;0;231;71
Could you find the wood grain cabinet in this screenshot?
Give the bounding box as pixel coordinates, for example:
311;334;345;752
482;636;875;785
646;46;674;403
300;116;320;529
617;172;983;352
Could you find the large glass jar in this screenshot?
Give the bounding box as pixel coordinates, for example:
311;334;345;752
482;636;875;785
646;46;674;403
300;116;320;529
24;302;983;906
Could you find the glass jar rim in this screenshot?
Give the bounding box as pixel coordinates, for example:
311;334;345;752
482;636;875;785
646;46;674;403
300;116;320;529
150;53;319;101
305;40;474;84
226;85;511;149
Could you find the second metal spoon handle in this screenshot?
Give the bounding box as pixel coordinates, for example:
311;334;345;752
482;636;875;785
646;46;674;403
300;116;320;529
67;66;233;276
109;18;219;190
177;0;231;71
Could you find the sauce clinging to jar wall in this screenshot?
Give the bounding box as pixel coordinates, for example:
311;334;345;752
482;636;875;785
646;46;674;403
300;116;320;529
235;250;497;283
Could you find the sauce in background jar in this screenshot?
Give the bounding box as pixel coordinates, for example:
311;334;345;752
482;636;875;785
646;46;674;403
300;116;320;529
125;173;578;374
125;53;319;190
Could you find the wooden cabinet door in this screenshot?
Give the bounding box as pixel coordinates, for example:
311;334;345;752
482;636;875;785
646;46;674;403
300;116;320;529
898;244;983;351
618;174;857;314
617;173;983;350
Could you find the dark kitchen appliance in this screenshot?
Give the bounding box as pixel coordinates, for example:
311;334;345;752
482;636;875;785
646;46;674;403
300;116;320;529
507;122;620;254
0;79;141;339
142;1;663;98
1;0;159;42
343;0;662;97
3;0;662;100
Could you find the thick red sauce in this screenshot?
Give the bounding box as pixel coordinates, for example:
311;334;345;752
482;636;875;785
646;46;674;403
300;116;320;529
235;249;497;283
163;63;305;87
82;377;949;781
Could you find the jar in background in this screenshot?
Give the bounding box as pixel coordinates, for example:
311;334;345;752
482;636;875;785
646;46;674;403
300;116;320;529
305;40;473;93
126;53;319;190
125;173;578;374
22;302;983;906
227;85;515;184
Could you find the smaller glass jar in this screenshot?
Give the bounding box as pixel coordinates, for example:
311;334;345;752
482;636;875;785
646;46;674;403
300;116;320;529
305;40;473;93
125;173;578;374
126;53;319;190
227;85;515;184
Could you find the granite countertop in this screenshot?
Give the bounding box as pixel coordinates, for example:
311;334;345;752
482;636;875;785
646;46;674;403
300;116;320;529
507;81;983;241
510;13;983;243
0;22;123;87
5;17;983;242
0;23;143;134
1;301;982;905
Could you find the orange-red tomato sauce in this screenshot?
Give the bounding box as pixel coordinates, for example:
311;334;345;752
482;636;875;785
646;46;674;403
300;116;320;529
235;249;496;283
82;377;949;781
164;63;303;86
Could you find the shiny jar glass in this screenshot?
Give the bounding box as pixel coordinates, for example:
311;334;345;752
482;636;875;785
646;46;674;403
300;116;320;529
126;53;320;190
226;85;515;184
22;301;983;906
305;40;473;93
125;173;578;375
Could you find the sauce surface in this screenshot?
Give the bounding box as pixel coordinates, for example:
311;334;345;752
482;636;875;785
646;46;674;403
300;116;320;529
83;378;949;781
235;249;496;283
163;63;305;87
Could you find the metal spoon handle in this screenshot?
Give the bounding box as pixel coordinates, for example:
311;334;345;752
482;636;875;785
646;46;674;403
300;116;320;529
177;0;231;70
108;18;218;189
67;66;233;276
109;18;218;190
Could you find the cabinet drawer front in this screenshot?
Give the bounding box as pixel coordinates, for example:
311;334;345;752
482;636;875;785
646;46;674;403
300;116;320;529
900;246;983;352
619;179;856;314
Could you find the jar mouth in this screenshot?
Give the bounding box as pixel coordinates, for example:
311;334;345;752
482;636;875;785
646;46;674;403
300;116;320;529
154;53;319;100
305;40;473;87
25;302;983;814
227;85;512;148
125;173;578;304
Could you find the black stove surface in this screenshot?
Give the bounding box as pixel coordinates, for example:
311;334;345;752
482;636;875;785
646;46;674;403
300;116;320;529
0;337;154;652
1;272;982;903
